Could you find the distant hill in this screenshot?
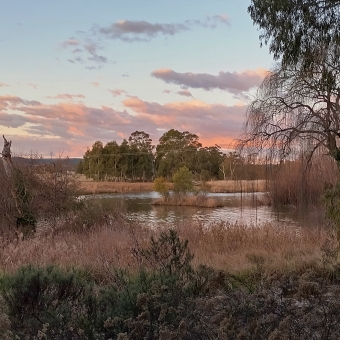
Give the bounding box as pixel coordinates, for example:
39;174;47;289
11;157;82;169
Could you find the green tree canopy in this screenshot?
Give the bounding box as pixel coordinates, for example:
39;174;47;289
249;0;340;67
128;131;154;181
156;129;202;178
172;166;194;195
78;129;229;182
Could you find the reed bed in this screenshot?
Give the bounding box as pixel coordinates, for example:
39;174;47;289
176;222;332;273
208;179;267;193
0;216;332;279
269;154;338;207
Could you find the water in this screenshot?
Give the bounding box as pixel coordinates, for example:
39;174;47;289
81;191;321;228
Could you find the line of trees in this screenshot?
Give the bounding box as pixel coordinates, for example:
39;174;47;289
76;129;268;182
76;130;222;181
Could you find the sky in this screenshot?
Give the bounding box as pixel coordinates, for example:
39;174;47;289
0;0;274;158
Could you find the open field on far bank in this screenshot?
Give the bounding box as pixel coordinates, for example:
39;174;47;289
78;177;268;194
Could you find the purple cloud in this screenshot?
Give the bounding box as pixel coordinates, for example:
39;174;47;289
151;68;267;94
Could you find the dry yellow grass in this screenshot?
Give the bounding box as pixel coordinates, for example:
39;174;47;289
78;179;267;194
208;179;268;193
78;181;158;194
176;222;332;273
0;217;332;278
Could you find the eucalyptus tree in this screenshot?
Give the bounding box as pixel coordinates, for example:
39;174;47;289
196;145;224;179
248;0;340;68
82;141;104;180
156;129;202;178
128;131;154;181
118;139;130;181
102;141;121;181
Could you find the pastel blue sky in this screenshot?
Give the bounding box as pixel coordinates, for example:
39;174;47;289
0;0;273;157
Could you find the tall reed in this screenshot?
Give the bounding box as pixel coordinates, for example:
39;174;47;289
0;217;331;279
268;153;338;208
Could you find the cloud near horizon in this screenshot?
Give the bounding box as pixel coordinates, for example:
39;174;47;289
0;94;244;156
151;68;268;94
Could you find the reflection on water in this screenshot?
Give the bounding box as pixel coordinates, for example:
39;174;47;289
82;191;323;228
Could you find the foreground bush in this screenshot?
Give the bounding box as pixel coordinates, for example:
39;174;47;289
2;230;340;339
0;230;223;339
0;265;95;339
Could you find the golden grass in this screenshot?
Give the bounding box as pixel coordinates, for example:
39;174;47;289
208;180;268;193
176;222;333;274
78;181;161;194
0;217;332;279
78;179;267;194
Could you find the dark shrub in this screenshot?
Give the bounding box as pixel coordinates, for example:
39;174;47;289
0;265;95;339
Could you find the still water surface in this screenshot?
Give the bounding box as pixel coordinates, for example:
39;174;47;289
85;191;323;228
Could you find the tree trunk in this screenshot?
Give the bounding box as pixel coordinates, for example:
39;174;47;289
2;135;12;177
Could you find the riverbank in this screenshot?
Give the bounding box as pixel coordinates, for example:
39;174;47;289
78;179;267;194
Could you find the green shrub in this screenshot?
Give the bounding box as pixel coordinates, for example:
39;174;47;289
95;229;217;339
172;166;194;195
153;177;169;199
0;265;95;339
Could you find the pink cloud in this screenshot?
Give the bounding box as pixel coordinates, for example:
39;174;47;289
108;88;127;97
0;83;9;87
96;15;229;42
151;68;268;94
123;96;246;148
61;39;80;48
176;89;193;97
0;94;245;156
46;93;85;100
92;82;99;87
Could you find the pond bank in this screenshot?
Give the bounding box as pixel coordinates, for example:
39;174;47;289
78;179;267;194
